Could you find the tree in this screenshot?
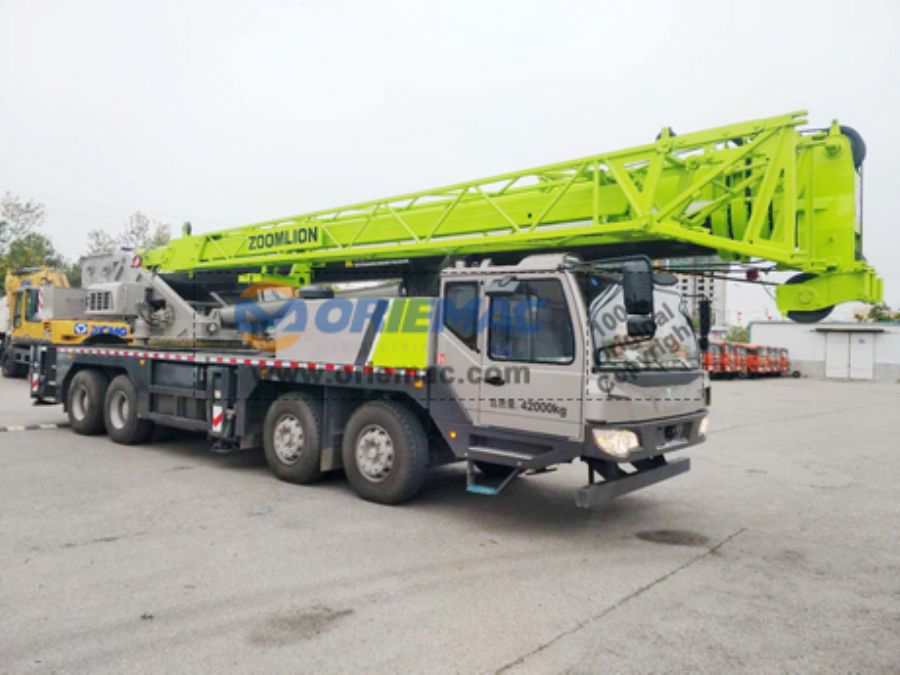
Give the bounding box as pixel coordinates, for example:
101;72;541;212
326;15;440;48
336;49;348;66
62;259;82;288
86;211;171;255
0;192;46;246
724;325;749;343
855;303;898;323
0;193;62;281
6;233;62;270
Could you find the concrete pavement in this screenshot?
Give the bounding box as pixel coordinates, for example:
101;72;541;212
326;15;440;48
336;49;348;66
0;375;898;672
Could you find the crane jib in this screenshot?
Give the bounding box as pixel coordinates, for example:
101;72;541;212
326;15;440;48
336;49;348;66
246;225;322;251
138;112;883;315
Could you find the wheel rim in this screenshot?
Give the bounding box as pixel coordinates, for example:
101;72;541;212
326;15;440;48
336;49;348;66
273;414;305;465
355;424;394;483
108;390;129;430
72;385;89;421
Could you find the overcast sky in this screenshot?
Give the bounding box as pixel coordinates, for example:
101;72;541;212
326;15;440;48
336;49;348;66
1;0;897;321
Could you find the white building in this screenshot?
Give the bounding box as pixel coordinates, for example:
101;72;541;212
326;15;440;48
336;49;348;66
750;321;900;381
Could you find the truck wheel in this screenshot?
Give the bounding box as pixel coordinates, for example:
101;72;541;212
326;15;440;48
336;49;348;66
1;350;26;378
342;400;428;504
104;374;154;444
263;393;323;484
67;369;109;435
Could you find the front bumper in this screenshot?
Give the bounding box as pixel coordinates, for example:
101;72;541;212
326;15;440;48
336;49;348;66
582;409;707;463
576;457;691;508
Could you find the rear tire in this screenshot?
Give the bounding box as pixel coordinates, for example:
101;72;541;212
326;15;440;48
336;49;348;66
104;374;154;444
342;400;428;504
262;393;323;484
67;369;109;435
1;349;26;378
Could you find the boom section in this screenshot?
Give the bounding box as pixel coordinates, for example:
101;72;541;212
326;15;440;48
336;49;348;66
142;111;881;312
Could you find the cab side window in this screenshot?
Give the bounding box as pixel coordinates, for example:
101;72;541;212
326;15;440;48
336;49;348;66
443;282;479;351
25;289;40;322
489;279;574;364
13;292;24;328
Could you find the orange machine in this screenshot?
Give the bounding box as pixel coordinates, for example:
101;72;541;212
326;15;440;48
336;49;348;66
705;341;741;378
704;342;721;375
779;348;791;376
721;342;740;378
744;344;766;377
766;347;781;376
733;344;748;377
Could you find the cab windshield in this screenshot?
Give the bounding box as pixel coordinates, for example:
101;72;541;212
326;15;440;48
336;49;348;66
579;274;699;371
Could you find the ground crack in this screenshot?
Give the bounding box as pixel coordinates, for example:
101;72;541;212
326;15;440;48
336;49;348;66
494;527;746;674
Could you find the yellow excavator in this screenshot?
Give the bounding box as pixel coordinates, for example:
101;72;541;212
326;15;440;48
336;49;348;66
2;266;132;378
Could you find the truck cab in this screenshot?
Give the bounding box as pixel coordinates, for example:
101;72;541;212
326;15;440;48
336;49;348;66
434;254;708;505
3;266;133;378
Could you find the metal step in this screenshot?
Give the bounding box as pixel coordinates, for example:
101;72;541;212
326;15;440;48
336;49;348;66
465;460;521;496
466;445;548;470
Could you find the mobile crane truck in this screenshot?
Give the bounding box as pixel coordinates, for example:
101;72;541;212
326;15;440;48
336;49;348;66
2;265;131;378
30;112;882;507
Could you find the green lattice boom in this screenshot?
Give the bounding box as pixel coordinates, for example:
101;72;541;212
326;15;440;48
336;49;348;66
141;111;882;315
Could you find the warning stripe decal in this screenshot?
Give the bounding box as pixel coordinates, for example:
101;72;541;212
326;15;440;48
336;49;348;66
56;347;426;378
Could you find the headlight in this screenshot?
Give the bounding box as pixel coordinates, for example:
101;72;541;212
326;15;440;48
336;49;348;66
699;416;709;436
592;428;639;457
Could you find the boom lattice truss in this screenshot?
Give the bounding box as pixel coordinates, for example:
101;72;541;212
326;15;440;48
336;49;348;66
142;111;882;316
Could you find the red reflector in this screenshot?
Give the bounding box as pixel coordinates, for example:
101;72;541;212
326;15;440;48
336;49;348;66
746;268;759;281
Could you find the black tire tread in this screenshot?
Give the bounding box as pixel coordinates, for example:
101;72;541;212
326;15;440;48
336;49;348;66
262;392;324;484
67;369;109;435
342;400;429;505
104;374;154;445
1;350;26;378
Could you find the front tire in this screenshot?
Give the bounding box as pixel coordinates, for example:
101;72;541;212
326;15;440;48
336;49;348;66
262;393;323;484
67;369;109;435
342;401;428;505
104;374;154;444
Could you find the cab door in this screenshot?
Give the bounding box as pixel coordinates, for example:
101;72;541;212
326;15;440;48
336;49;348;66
14;288;44;342
12;290;24;331
477;274;585;440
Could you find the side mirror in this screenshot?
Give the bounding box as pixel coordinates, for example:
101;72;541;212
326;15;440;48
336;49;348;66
627;315;656;339
698;297;711;351
485;276;521;297
623;260;656;338
622;261;654;315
